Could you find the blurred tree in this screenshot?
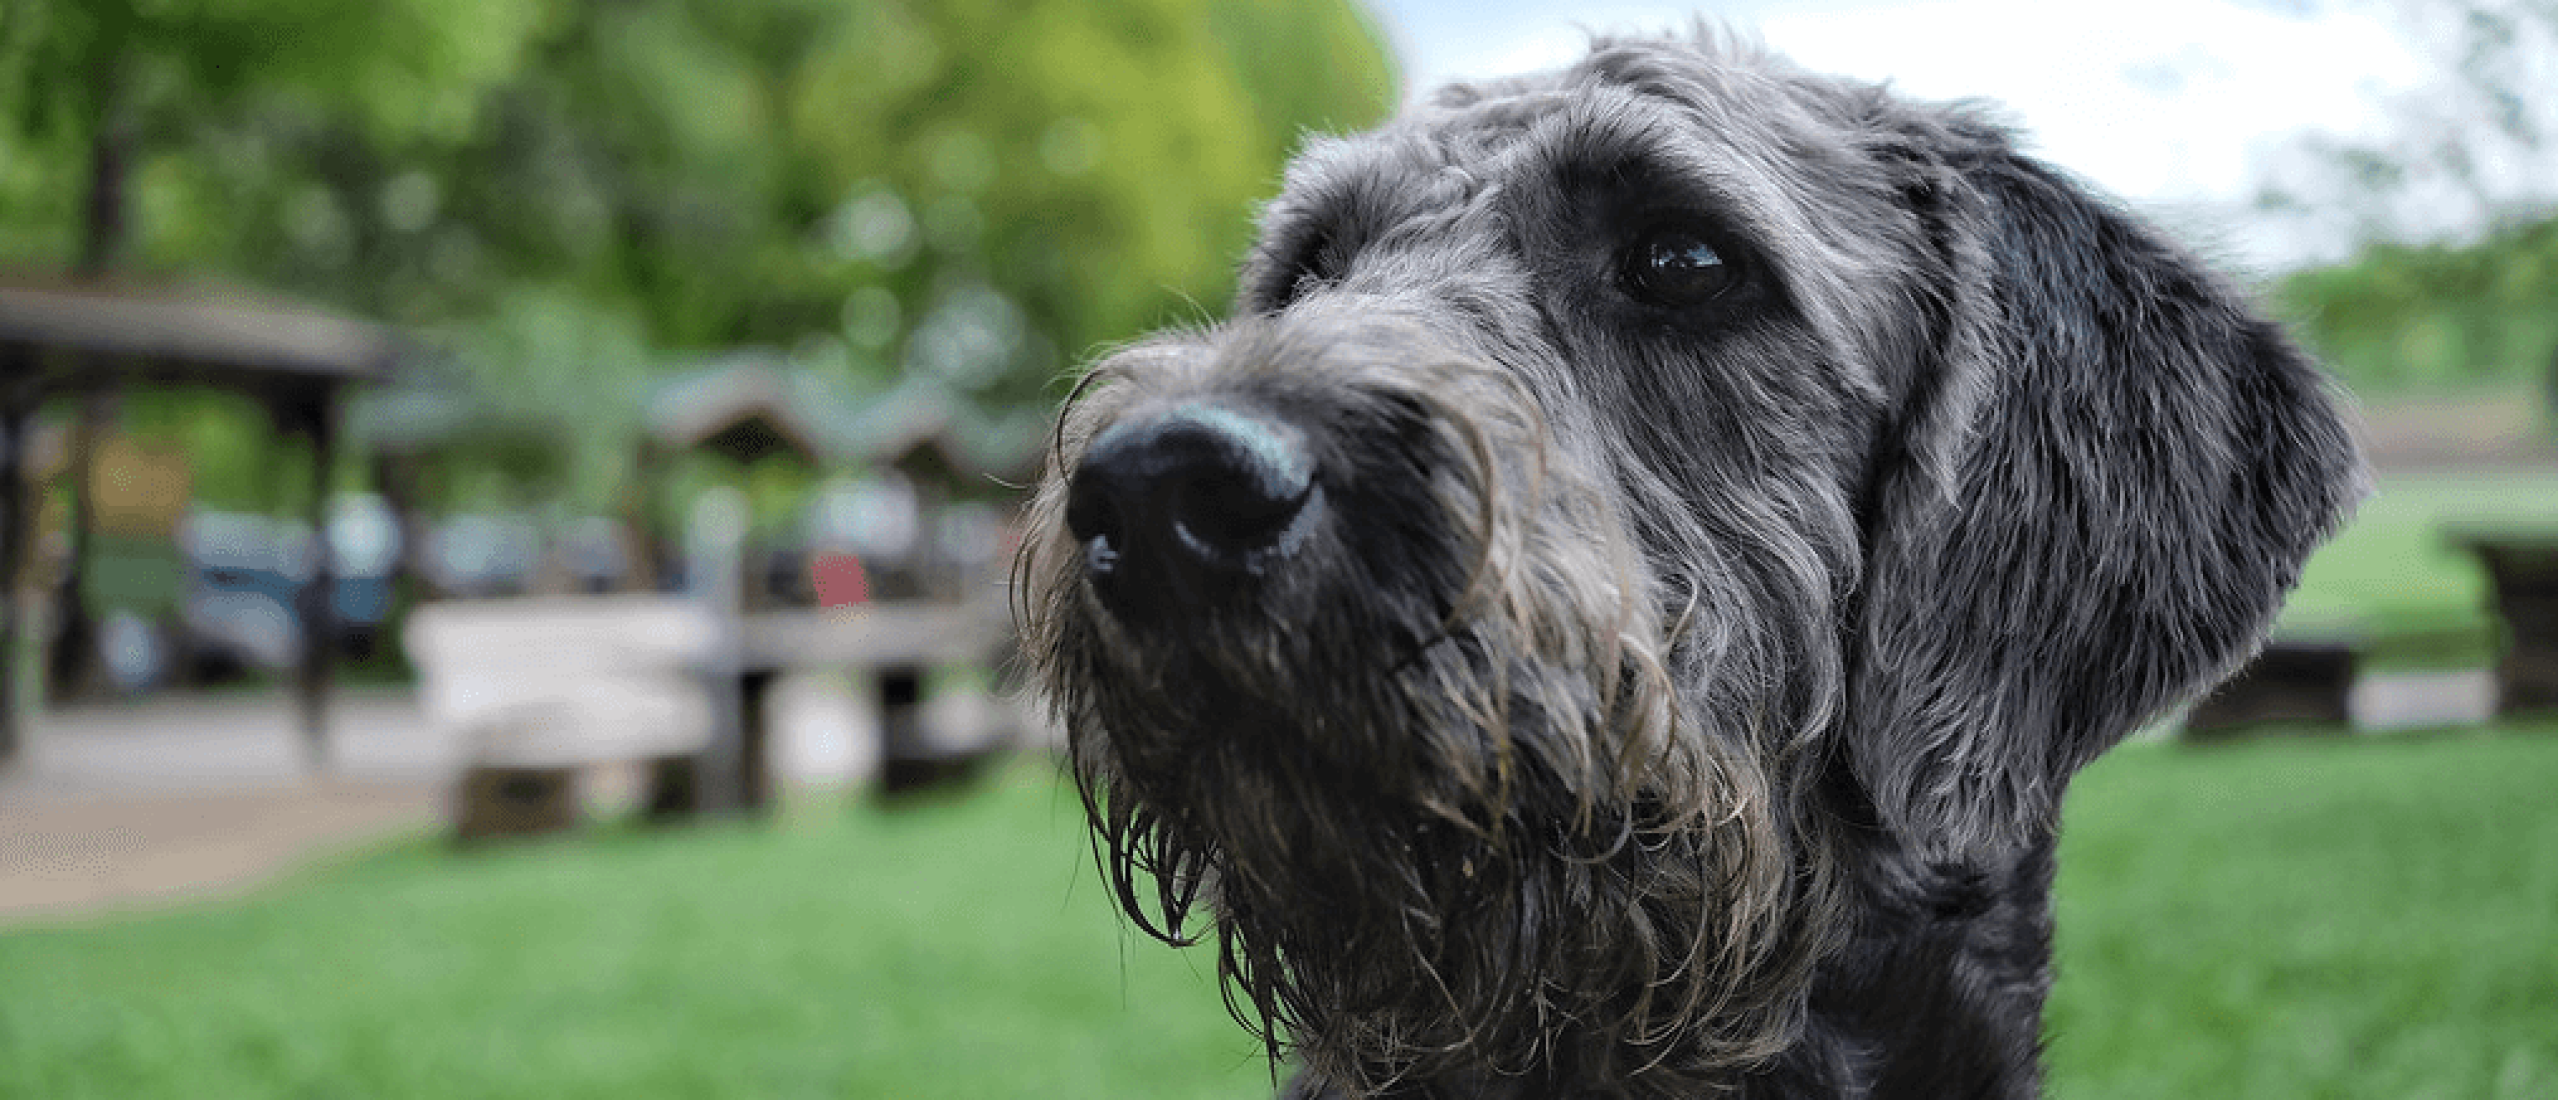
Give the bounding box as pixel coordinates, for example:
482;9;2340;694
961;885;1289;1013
785;0;1396;408
2;0;1400;511
403;0;1394;506
2248;1;2558;399
2250;0;2558;253
2275;212;2558;393
0;0;557;273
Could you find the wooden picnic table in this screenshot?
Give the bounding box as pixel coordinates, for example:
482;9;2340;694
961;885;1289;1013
2444;525;2558;717
408;594;1014;839
678;596;1015;815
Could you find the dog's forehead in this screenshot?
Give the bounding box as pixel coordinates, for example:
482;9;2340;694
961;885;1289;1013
1256;41;1935;353
1268;42;1912;254
1425;49;1869;176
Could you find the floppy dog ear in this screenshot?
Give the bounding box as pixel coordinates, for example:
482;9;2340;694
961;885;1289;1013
1848;136;2366;857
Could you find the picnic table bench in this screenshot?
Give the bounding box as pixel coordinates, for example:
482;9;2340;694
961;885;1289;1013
2182;622;2362;738
405;594;1017;840
2445;525;2558;717
404;596;721;840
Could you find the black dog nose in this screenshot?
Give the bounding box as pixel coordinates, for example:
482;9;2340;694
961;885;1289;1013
1065;404;1318;592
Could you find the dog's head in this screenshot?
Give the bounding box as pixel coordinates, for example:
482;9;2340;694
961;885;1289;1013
1019;31;2363;1092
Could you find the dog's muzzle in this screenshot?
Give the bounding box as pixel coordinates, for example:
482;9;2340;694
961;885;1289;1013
1064;402;1323;620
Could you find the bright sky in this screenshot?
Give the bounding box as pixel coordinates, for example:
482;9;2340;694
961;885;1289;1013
1362;0;2436;269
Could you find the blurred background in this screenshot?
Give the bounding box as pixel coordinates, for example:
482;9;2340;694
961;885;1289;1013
0;1;2551;1097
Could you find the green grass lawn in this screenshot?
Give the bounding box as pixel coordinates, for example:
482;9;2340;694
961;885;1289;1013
0;772;1268;1100
5;730;2555;1099
2283;468;2558;668
2048;728;2558;1099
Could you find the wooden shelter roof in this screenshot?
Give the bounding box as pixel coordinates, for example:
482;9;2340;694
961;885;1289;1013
0;280;403;387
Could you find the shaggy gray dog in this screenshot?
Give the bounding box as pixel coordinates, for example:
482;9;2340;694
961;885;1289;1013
1017;32;2364;1100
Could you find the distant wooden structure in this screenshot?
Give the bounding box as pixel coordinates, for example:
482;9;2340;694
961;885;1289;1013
735;598;1016;801
0;279;404;764
644;355;839;469
642;355;1042;492
640;357;1039;597
636;358;1033;810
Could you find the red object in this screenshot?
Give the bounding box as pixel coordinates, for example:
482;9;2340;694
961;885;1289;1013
811;552;871;607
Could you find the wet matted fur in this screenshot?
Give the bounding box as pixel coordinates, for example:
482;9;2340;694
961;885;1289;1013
1016;31;2365;1100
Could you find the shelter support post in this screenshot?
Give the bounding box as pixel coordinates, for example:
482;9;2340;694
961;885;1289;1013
287;390;341;770
0;362;35;762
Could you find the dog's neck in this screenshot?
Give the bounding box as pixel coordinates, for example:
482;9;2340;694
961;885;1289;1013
1276;829;2060;1100
1762;830;2058;1100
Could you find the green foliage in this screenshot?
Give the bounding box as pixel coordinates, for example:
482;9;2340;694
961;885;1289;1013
1207;0;1404;168
0;0;555;140
0;0;556;270
436;289;656;509
2274;210;2558;394
118;389;296;512
785;0;1396;403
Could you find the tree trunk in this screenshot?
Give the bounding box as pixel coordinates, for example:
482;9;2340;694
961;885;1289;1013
48;57;139;704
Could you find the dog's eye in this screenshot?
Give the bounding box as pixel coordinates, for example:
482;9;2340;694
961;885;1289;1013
1619;225;1743;308
1258;226;1342;312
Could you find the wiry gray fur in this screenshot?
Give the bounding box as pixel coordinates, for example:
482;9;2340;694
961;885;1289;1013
1016;31;2365;1100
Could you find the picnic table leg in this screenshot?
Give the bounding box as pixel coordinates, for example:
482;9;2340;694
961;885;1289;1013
643;755;699;819
290;392;339;770
2484;549;2558;715
650;666;777;817
877;665;929;796
454;765;583;842
738;667;777;812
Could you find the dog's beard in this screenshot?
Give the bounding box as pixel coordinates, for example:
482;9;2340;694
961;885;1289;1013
1043;617;1818;1096
1026;451;1829;1095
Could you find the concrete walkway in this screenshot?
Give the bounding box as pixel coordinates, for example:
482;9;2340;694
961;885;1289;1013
0;780;440;923
3;691;461;801
0;675;926;926
0;690;436;924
